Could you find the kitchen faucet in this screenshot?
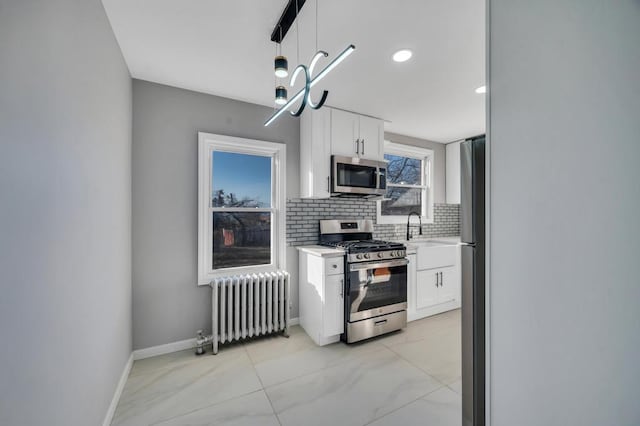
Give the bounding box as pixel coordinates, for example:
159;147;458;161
406;212;423;241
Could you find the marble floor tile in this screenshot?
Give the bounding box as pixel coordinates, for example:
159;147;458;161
385;324;461;385
112;345;262;426
265;346;442;426
367;387;462;426
114;309;462;426
252;335;383;388
153;390;280;426
129;348;202;379
378;309;460;347
243;325;316;365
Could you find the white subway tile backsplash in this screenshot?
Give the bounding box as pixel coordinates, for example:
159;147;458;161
286;199;460;246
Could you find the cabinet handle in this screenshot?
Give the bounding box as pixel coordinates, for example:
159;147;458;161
327;176;330;193
440;272;443;286
340;279;343;297
355;138;360;155
361;138;365;155
435;272;439;287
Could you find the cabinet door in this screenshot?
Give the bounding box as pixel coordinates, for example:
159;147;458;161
311;108;331;197
323;274;345;336
446;141;461;203
331;109;358;157
416;269;439;309
437;266;458;304
358;115;383;161
301;108;332;198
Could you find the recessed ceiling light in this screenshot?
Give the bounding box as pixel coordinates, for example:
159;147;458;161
475;85;487;94
392;49;413;63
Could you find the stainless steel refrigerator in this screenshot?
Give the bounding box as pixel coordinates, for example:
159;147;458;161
461;136;485;426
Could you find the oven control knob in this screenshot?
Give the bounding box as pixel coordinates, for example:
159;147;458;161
377;252;383;259
364;253;370;259
356;254;363;260
390;251;396;257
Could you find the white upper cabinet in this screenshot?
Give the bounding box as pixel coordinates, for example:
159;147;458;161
300;108;332;198
446;140;461;204
300;107;384;198
330;109;358;157
330;108;383;161
357;115;383;161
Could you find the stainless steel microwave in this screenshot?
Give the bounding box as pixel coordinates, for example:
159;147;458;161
331;155;387;196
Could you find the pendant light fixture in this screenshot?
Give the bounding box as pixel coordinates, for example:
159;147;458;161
273;28;288;105
275;86;288;105
274;56;288;78
265;0;355;126
274;27;288;78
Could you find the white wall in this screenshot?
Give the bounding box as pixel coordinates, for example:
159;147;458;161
0;1;132;425
131;80;299;350
488;1;640;425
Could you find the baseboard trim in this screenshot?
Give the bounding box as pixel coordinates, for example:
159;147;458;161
133;338;196;360
103;353;133;426
132;317;300;361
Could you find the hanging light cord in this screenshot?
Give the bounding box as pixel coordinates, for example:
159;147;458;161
295;0;300;64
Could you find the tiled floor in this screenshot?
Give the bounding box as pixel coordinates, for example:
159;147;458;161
112;309;461;426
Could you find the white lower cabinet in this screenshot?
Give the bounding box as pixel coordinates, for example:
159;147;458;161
416;266;457;309
408;243;461;321
416;269;439;309
323;274;345;337
298;249;345;345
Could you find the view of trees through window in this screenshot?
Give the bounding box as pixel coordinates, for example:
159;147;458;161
381;153;425;216
211;151;272;269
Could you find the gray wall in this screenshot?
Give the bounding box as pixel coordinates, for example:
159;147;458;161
132;80;299;350
0;1;132;425
489;1;640;425
384;132;447;204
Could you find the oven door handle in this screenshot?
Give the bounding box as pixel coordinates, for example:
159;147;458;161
349;258;409;271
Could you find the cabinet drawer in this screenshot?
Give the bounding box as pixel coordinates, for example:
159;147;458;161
417;245;457;270
324;257;344;276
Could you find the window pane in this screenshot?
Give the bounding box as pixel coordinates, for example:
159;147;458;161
212;212;271;269
385;154;422;185
381;187;422;216
212;151;271;207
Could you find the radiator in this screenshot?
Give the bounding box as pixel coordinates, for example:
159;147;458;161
210;271;290;354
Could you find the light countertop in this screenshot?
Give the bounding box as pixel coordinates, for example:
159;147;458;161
296;245;345;257
402;236;461;254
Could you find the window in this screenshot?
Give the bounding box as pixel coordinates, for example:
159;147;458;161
377;141;434;224
198;133;286;285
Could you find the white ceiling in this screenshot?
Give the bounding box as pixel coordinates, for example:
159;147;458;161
102;0;485;143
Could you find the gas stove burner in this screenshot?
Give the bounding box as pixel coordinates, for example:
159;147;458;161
321;239;405;253
318;219;407;263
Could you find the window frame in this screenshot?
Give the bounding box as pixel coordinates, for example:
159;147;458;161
198;132;286;285
376;141;435;225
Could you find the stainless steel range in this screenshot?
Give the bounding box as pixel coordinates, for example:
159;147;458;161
319;219;408;343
